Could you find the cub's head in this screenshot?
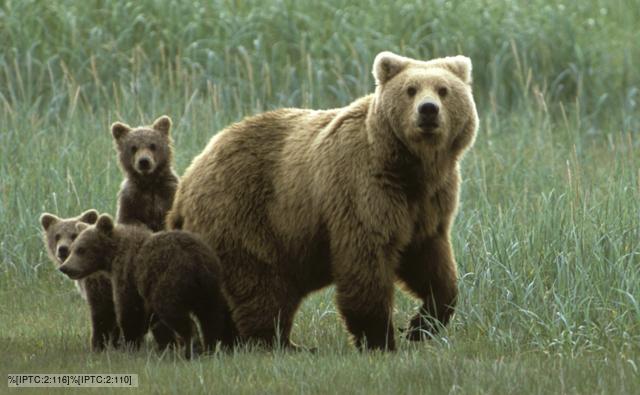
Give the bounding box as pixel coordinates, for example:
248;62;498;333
40;209;98;266
372;51;478;155
58;214;116;280
111;115;173;178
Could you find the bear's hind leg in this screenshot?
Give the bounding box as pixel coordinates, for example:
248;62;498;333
224;250;301;349
193;301;227;354
154;312;193;359
149;316;177;350
396;236;458;341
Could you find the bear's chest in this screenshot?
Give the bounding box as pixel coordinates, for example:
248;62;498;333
134;190;171;231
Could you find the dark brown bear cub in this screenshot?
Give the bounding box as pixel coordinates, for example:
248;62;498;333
58;214;234;358
111;115;179;232
40;209;120;351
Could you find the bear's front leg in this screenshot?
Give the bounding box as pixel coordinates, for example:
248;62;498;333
333;240;397;351
85;279;119;351
118;313;148;351
114;287;149;351
88;302;116;351
396;235;458;341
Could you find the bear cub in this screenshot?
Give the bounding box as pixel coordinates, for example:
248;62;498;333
111;115;179;231
40;209;120;351
59;214;235;358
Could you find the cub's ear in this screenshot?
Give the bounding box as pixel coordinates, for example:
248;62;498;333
96;214;114;234
373;51;410;85
79;209;99;225
40;213;59;231
76;222;89;233
430;55;473;84
152;115;172;136
111;122;131;140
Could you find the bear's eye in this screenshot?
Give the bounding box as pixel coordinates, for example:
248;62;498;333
55;234;61;241
71;233;78;241
407;87;417;97
131;145;138;153
438;87;448;98
149;143;156;151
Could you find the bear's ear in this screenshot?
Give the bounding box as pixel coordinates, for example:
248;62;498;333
152;115;172;136
430;55;473;84
40;213;59;231
79;209;99;225
76;222;89;233
111;122;131;140
373;51;410;85
96;214;114;234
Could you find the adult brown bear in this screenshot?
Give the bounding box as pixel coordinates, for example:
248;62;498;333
168;52;479;350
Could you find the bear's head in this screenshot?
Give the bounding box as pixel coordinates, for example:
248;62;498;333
372;52;478;156
58;214;115;280
40;210;99;265
111;115;173;178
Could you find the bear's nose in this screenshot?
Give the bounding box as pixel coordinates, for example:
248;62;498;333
418;101;439;116
138;158;151;170
57;246;69;261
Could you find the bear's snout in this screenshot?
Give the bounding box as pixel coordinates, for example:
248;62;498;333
57;245;70;261
59;263;82;279
138;157;151;171
417;100;440;131
135;153;155;174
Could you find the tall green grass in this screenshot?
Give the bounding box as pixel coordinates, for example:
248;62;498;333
1;0;639;393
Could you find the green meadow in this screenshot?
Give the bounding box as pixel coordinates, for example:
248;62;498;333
1;0;639;393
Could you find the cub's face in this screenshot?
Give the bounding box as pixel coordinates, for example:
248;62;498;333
372;52;478;154
40;210;98;266
58;214;114;280
111;115;173;177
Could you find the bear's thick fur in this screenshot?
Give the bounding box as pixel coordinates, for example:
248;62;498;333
40;209;120;351
111;115;179;232
167;52;479;350
58;215;235;358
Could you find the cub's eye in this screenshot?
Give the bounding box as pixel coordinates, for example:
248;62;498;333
75;247;86;255
438;87;448;98
71;233;78;241
131;145;138;153
149;143;156;151
55;234;61;241
407;87;417;97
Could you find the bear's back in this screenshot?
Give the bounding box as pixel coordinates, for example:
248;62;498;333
173;108;340;253
134;230;221;303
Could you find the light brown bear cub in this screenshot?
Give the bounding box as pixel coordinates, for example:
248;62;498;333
111;115;179;232
40;210;120;351
59;214;235;358
168;52;479;350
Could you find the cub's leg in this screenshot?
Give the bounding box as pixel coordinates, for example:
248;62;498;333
84;277;120;351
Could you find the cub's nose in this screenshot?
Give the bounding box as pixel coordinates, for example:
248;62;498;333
57;246;69;261
138;157;151;171
418;101;439;117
